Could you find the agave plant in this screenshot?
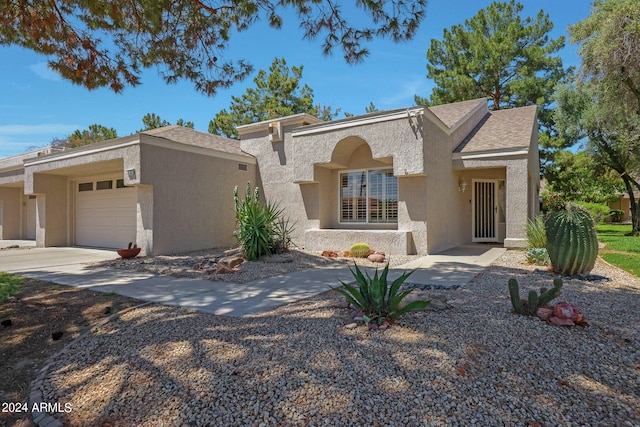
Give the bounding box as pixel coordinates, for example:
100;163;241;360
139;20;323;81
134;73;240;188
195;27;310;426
333;263;430;327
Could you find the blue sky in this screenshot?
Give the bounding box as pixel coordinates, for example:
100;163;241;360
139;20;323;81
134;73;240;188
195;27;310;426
0;0;593;157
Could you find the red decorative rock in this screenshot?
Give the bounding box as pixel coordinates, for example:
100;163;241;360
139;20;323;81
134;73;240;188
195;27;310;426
322;250;338;258
367;253;385;263
553;302;575;319
374;251;386;256
536;307;553;320
549;316;575;326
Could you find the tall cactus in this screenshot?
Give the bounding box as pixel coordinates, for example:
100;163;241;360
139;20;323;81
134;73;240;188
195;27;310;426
508;277;563;315
545;203;598;276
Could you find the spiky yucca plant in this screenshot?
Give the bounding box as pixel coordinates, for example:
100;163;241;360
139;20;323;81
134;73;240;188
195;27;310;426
332;263;430;326
545;203;598;275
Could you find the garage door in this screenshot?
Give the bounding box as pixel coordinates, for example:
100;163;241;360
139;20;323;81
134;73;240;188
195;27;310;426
76;179;137;248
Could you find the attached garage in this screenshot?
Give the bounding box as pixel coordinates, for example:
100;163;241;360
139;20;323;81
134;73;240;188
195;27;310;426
75;178;137;248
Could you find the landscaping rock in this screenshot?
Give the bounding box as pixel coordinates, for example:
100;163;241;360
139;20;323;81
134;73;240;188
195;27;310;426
215;264;234;274
367;253;385;263
222;247;243;257
536;307;553;320
344;323;357;329
321;250;338;258
218;256;244;268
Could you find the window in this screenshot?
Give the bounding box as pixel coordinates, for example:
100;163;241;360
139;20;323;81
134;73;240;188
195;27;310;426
340;169;398;223
116;179;129;188
78;182;93;192
96;180;113;190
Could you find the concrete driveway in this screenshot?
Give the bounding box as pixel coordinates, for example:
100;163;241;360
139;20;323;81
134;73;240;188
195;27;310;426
0;246;119;274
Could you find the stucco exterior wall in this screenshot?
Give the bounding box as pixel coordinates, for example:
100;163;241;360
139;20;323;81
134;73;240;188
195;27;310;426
138;144;256;255
241;127;312;250
32;174;68;247
291;115;425;182
422;119;466;254
0;188;22;239
456;156;530;248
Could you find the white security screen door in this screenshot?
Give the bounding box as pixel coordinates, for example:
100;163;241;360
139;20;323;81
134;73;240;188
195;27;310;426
472;180;498;242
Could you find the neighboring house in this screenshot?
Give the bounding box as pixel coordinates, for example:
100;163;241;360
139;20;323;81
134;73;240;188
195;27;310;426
0;127;256;255
239;98;540;254
0;98;540;256
607;191;639;222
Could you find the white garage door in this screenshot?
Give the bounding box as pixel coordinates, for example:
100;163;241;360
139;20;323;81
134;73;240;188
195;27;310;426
76;179;137;248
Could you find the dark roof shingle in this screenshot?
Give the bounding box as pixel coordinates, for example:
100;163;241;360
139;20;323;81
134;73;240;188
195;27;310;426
454;105;537;153
142;126;250;157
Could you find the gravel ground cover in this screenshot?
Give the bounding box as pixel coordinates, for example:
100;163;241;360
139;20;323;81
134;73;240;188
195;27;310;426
94;248;420;284
40;250;640;426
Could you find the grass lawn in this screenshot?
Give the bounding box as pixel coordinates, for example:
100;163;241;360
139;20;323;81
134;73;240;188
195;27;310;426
0;271;22;301
597;223;640;277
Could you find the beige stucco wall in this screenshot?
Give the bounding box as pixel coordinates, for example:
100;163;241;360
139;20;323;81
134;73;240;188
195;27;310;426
291;115;426;182
241;126;312;250
455;156;530;248
0;188;22;239
138;143;257;255
31;174;68;247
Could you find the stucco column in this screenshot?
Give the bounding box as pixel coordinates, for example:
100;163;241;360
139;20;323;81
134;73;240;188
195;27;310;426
136;185;153;256
504;162;528;248
35;194;45;248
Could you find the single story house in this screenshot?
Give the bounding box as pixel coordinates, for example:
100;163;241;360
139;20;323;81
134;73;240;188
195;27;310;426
607;191;639;222
0;98;539;255
0;127;256;255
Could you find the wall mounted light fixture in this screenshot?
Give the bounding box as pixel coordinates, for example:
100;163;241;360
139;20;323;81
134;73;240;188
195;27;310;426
458;176;467;192
126;169;136;180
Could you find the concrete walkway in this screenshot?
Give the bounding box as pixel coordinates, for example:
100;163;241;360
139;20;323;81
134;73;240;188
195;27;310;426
0;243;505;316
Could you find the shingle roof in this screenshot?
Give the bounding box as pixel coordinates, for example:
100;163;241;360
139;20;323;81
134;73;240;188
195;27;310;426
454;105;537;153
428;98;487;129
142;126;251;157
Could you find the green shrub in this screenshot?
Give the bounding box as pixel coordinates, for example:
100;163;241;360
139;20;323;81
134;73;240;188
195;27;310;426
526;248;550;266
609;209;624;223
332;263;430;327
545;203;598;275
575;201;611;223
526;216;547;249
349;242;371;258
233;183;294;261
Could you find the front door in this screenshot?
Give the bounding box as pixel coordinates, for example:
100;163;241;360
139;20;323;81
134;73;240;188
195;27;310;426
472;180;498;242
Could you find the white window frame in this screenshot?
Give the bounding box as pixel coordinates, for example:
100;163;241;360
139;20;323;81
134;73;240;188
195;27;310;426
338;168;398;224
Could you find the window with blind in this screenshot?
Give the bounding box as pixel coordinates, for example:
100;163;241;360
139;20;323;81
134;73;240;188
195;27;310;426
340;169;398;224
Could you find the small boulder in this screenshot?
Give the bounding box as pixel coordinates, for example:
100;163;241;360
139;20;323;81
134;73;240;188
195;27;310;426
553;302;576;319
549;316;575;326
223;247;243;257
344;323;358;329
218;255;244;268
322;250;338;258
536;307;553;320
215;264;234;274
367;253;385;263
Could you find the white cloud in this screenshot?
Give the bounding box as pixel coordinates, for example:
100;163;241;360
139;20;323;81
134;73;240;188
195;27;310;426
378;76;432;107
29;62;62;82
0;123;78;135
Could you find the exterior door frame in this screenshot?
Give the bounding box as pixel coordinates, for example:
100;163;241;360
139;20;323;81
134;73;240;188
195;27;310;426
472;179;499;242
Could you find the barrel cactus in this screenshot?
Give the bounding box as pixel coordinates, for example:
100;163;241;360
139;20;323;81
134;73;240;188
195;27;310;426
349;242;371;258
545;203;598;275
